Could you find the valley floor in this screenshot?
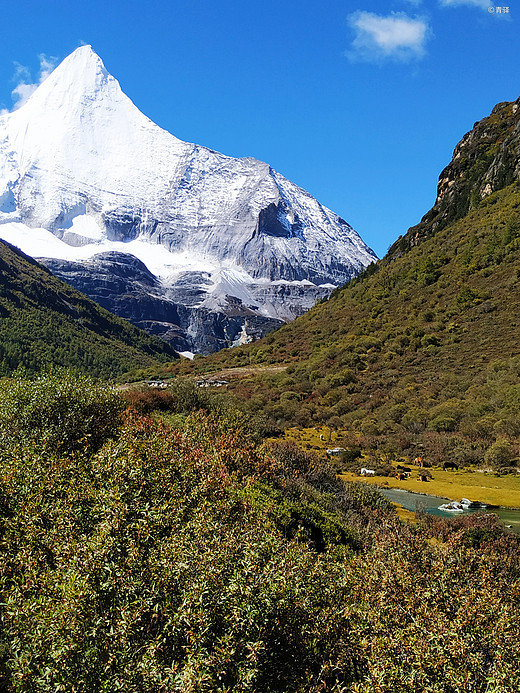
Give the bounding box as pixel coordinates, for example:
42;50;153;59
340;468;520;509
283;426;520;508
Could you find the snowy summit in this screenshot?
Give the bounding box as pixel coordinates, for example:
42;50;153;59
0;45;377;353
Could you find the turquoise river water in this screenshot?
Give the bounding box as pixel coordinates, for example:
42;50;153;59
379;487;520;535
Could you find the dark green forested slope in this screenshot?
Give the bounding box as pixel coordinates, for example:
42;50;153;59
0;240;177;377
173;96;520;466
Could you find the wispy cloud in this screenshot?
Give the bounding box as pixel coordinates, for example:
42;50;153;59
347;11;430;63
10;54;58;110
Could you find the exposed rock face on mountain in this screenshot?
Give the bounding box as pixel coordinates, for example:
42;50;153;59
0;46;376;353
389;96;520;258
42;252;287;354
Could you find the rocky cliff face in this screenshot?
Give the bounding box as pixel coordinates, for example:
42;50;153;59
42;253;286;353
0;46;376;352
389;96;520;257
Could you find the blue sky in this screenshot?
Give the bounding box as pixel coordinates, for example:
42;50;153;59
0;0;518;257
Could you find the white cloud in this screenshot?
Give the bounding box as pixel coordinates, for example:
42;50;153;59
12;83;39;107
347;11;430;62
439;0;489;8
13;62;32;83
10;53;58;110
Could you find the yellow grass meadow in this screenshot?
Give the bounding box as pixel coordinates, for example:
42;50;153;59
340;468;520;509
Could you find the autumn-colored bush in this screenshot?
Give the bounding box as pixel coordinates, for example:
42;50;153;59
123;386;175;413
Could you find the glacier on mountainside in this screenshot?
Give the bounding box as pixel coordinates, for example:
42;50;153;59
0;45;377;353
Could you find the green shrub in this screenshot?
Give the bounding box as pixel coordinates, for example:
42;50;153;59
0;369;123;454
485;438;515;468
0;413;362;692
402;408;429;433
428;414;458;432
456;286;482;305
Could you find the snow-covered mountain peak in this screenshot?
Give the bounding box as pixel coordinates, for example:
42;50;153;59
1;45;188;230
28;45;109;103
0;46;377;353
7;45;125;135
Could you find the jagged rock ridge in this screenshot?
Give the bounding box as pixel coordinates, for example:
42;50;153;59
390;96;520;258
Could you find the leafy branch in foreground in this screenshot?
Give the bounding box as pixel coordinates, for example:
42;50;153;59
0;368;124;455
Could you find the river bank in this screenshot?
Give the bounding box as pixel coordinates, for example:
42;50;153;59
340;467;520;509
375;486;520;534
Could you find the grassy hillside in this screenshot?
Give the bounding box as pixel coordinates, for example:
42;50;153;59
160;97;520;473
169;185;520;469
0;240;177;377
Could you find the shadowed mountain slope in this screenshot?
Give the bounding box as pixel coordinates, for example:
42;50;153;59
0;239;177;377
